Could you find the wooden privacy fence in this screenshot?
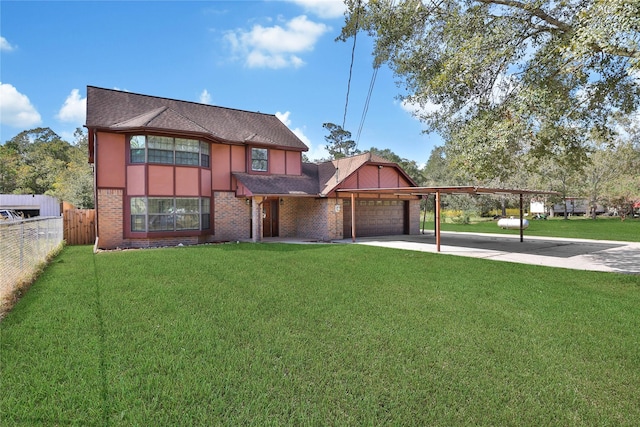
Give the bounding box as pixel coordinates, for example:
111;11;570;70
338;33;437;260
63;209;96;245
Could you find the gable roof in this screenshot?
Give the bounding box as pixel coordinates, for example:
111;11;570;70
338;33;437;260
85;86;308;151
318;152;416;196
233;152;418;197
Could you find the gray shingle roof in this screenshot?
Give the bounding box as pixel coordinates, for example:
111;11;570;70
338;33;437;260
233;163;320;196
85;86;308;150
233;153;417;197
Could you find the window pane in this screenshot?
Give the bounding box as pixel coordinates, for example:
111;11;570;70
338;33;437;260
175;151;199;165
130;149;145;163
148;136;174;150
200;154;210;168
148;215;174;231
176;198;199;212
130;136;146;163
176;214;199;230
130;197;147;214
201;198;210;214
200;141;210;155
130;135;146;149
131;215;146;232
201;214;210;230
175;138;200;152
148;198;174;214
148;149;174;164
251;148;268;171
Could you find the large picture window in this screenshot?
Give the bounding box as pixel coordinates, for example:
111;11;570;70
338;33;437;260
130;197;211;232
129;135;209;167
251;147;268;172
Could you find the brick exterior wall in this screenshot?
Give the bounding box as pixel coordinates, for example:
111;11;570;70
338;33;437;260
97;188;124;249
125;236;201;248
408;199;420;235
96;190;418;249
211;191;251;241
277;197;344;241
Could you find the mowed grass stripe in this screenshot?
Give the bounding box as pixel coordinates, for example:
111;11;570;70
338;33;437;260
1;244;639;425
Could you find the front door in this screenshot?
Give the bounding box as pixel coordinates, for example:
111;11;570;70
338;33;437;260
262;199;279;237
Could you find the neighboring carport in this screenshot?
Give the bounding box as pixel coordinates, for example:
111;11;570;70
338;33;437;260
338;186;559;252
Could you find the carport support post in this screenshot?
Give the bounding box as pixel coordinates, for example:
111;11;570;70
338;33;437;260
351;192;356;242
519;193;524;243
435;190;441;252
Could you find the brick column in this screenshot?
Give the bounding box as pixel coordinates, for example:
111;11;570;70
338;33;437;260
97;188;124;249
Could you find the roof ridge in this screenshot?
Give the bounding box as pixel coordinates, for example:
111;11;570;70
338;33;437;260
87;85;278;118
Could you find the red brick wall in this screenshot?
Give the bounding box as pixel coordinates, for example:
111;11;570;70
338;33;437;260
212;191;251;241
125;236;201;248
261;197;344;241
408;199;420;235
97;188;124;249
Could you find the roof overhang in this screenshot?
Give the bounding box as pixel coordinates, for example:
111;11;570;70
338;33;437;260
336;186;560;197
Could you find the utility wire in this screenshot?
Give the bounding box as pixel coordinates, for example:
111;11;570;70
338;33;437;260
355;66;379;147
342;0;361;130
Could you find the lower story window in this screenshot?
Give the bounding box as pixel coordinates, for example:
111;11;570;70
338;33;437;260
130;197;211;232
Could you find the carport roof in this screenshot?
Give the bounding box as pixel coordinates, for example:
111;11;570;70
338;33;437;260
336;185;560;196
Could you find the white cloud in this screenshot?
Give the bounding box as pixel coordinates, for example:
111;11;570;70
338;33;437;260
0;82;42;127
400;98;441;118
199;89;212;104
57;89;86;124
276;110;327;160
1;36;15;52
225;15;329;69
287;0;347;19
275;111;292;126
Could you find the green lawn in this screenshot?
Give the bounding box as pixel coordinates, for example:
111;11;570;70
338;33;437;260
423;215;640;242
2;244;640;425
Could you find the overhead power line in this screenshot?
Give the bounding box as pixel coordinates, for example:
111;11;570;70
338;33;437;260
342;0;361;130
355;66;379;148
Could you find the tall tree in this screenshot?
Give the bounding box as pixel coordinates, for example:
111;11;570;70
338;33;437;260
0;144;20;193
2;127;95;206
52;128;95;208
5;128;71;194
341;0;640;180
323;122;360;159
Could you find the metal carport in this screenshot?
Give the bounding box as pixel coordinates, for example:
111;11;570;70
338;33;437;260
338;186;559;252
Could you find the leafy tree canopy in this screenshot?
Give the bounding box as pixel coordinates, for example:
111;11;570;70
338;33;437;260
1;127;94;208
323;122;360;159
341;0;640;181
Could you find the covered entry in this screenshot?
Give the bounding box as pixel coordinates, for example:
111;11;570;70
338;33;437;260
343;198;408;238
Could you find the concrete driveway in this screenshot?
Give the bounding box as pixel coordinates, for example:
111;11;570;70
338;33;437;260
346;231;640;275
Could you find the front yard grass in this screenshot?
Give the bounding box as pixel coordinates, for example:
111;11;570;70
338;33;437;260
2;243;640;425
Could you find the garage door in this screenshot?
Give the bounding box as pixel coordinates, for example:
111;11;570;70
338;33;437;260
343;199;406;238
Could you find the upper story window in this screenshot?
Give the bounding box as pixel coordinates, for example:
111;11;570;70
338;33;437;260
251;147;268;172
129;135;209;167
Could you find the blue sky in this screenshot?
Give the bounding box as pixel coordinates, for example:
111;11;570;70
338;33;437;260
0;0;442;164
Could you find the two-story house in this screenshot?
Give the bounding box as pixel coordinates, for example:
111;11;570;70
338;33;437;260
86;86;420;249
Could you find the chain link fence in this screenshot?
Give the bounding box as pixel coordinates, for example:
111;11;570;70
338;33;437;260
1;217;64;308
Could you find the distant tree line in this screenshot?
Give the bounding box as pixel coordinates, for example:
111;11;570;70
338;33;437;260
0;127;94;208
322;121;640;219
